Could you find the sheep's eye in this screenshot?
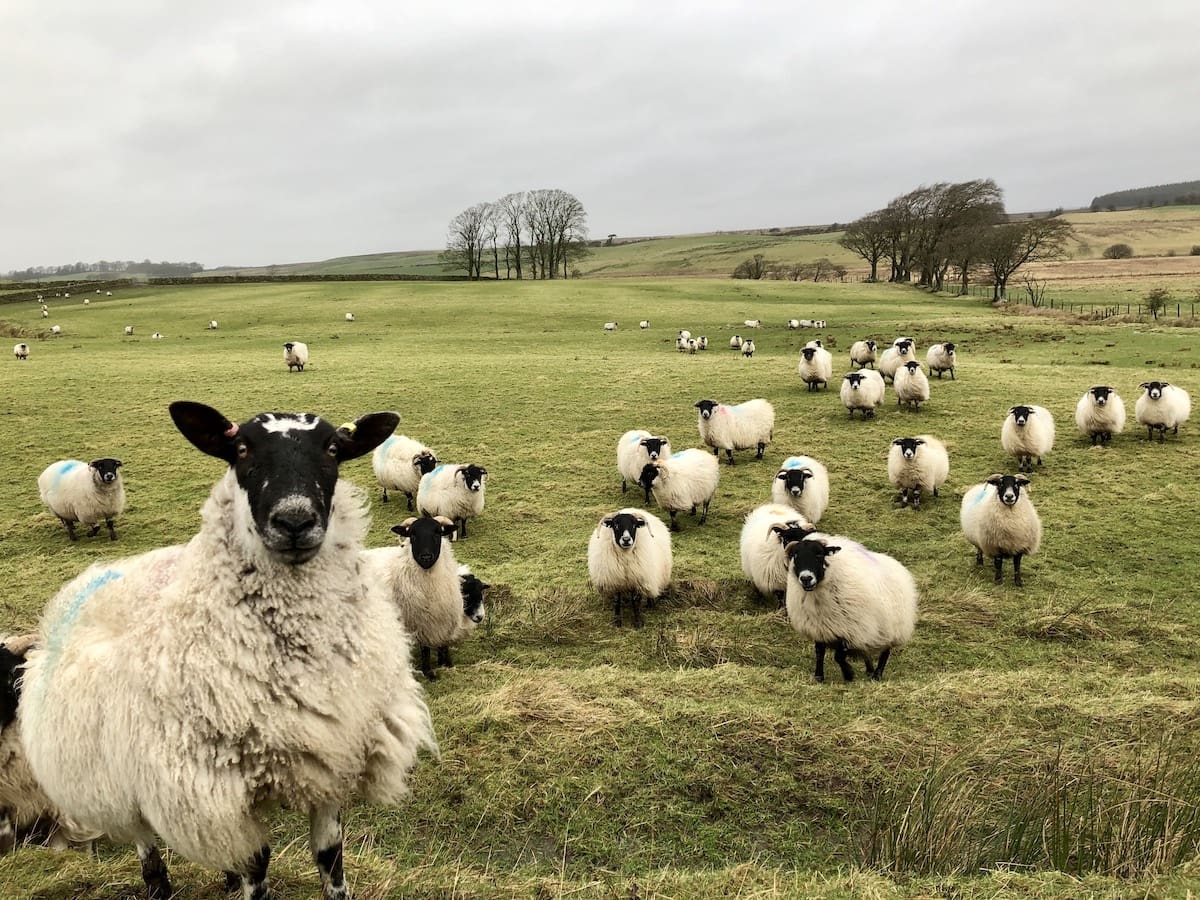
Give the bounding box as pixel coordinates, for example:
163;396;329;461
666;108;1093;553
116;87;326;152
327;443;339;458
236;443;249;460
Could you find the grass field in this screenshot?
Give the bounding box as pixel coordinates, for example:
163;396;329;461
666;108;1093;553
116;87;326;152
1;280;1199;898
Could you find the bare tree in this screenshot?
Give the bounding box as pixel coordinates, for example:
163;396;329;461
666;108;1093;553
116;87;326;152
494;192;526;279
440;202;493;279
522;189;588;279
984;218;1073;299
838;212;889;281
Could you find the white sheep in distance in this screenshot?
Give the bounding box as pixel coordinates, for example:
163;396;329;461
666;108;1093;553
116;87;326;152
697;336;708;350
82;298;89;305
13;343;29;360
887;436;949;509
676;336;689;353
894;360;930;409
587;508;672;628
771;456;830;523
740;504;815;603
1135;381;1191;442
151;332;163;340
688;338;698;354
678;329;692;342
604;321;618;331
878;338;917;383
208;320;218;330
37;458;125;541
849;339;878;368
798;345;833;391
926;342;958;379
841;370;885;418
1075;386;1126;445
744;319;762;328
960;474;1042;586
50;325;61;335
695;398;775;465
639;320;649;329
729;335;743;351
636;449;720;532
283;340;308;371
373;434;438;509
1001;404;1055;472
786;319;800;329
417;463;488;539
741;339;756;358
41;309;48;318
19;403;436;898
617;430;671;497
124;326;134;336
345;312;355;322
784;534;918;682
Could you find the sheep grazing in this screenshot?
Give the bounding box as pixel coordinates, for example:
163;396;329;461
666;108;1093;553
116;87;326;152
124;326;134;336
894;360;930;409
208;320;218;330
417;463;488;539
345;312;355;322
786;319;800;330
888;435;949;509
678;329;692;343
37;458;125;541
587;508;672;627
1136;381;1191;442
729;335;743;351
676;336;689;353
1001;404;1055;472
639;320;649;329
105;291;112;297
744;319;762;328
50;325;61;335
741;339;756;358
604;322;618;331
926;342;957;379
841;370;885;418
740;504;816;603
960;474;1042;586
151;332;163;340
1075;386;1126;445
637;449;720;532
19;403;436;899
771;456;830;524
849;339;878;369
373;434;439;509
798;344;833;392
283;340;308;372
784;534;918;682
695;398;775;465
617;429;671;496
13;343;29;360
878;338;917;383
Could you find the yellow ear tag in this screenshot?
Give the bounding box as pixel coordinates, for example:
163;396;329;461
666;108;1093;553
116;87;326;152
338;422;357;435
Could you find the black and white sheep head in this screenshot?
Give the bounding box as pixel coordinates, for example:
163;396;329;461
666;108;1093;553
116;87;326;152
413;450;438;476
769;520;816;546
695;400;719;420
456;464;487;492
903;360;921;375
640;437;669;461
391;516;456;569
776;466;814;497
892;437;925;460
1009;405;1035;427
1140;381;1169;400
894;338;914;355
636;463;662;503
942;341;956;355
89;458;123;485
0;643;27;731
801;347;819;362
169;401;398;565
1087;386;1115;407
785;537;841;592
599;511;652;550
844;373;866;389
865;340;877;352
986;473;1030;507
459;571;490;624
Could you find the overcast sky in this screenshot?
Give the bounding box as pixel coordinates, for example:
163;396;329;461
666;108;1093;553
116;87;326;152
2;0;1196;270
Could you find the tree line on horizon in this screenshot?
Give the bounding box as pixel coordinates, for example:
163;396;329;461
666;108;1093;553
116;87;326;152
4;259;205;280
1090;179;1200;212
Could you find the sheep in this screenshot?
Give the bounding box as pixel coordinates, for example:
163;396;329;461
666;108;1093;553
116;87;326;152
105;291;112;297
812;320;827;329
151;332;163;340
744;319;762;328
741;339;756;358
887;435;949;509
1075;386;1126;445
960;473;1042;586
878;338;917;383
849;339;878;369
82;298;89;305
62;292;68;298
678;329;692;342
688;338;698;354
639;320;649;329
798;345;833;392
1135;381;1191;442
604;322;618;331
345;312;355;322
283;340;308;372
783;534;918;682
19;403;436;899
676;336;688;353
804;339;824;349
695;398;775;465
637;449;719;532
124;326;134;336
617;429;671;496
926;342;957;379
771;456;830;523
13;343;29;360
373;434;439;509
208;320;218;330
729;335;743;351
697;336;708;350
587;508;672;627
37;458;125;541
740;504;815;603
841;370;885;418
447;564;489;669
786;319;800;330
417;463;488;539
893;360;930;409
41;310;48;318
1001;405;1055;472
50;325;61;335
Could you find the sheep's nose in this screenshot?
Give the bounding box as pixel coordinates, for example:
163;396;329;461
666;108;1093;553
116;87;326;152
471;613;484;623
417;553;436;568
270;510;317;539
800;576;816;589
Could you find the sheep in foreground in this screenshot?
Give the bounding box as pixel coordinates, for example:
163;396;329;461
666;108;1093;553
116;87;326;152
587;508;672;627
740;504;815;603
637;449;720;532
345;312;355;322
695;398;775;465
604;322;618;331
771;456;830;523
373;434;439;509
1135;381;1191;442
1075;386;1126;445
19;403;436;899
283;340;308;372
208;320;218;330
887;436;949;509
784;534;918;682
729;335;743;351
37;458;125;541
617;429;671;497
13;343;29;360
878;338;917;383
926;342;957;379
960;474;1042;586
849;339;878;369
639;320;649;329
841;370;885;418
124;326;134;336
894;360;930;409
741;339;756;358
798;345;832;391
417;463;488;539
1001;405;1055;472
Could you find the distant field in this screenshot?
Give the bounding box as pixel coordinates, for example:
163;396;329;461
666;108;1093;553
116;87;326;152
1062;206;1200;259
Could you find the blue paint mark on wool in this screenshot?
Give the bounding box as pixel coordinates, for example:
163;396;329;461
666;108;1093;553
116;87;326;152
49;460;82;495
670;451;686;459
783;457;809;469
43;568;123;676
969;485;989;508
377;436;397;455
419;465;446;499
629;434;642;444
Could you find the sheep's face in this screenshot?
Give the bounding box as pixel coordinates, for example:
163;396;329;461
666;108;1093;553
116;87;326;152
1088;386;1114;406
770;521;816;546
776;467;813;497
845;373;865;390
942;342;956;355
283;342;295;352
986;474;1029;507
413;450;438;476
1009;405;1035;427
89;458;123;484
457;465;487;493
0;644;26;730
460;572;490;624
787;539;842;592
866;340;877;352
392;516;456;570
695;400;719;420
640;437;669;461
1140;381;1168;400
894;339;913;356
801;347;818;362
601;512;648;550
892;438;925;460
903;361;921;375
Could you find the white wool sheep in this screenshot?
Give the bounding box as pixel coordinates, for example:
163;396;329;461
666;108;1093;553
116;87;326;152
636;449;720;531
37;458;125;541
739;504;815;602
878;338;917;383
798;345;833;391
849;339;878;368
63;292;69;298
1001;405;1055;472
604;322;618;331
639;320;649;329
744;319;761;328
124;326;134;336
786;319;800;329
417;463;488;539
784;534;918;682
41;310;48;318
208;320;218;330
741;339;756;358
587;508;673;627
960;474;1042;586
20;404;435;898
617;429;671;496
345;312;355;322
82;298;89;305
729;335;743;350
695;398;775;465
697;336;708;350
50;325;61;335
676;336;688;353
105;291;112;297
151;332;163;340
13;343;29;360
1135;381;1191;442
841;370;885;418
887;436;949;509
678;329;692;342
283;340;308;371
771;456;830;523
1075;386;1126;445
893;360;930;409
373;434;439;509
688;338;698;354
926;342;957;379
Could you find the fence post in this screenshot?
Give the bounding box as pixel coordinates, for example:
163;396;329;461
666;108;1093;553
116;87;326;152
1178;304;1182;318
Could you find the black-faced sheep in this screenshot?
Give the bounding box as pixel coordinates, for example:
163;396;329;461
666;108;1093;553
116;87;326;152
741;339;756;358
849;339;878;369
841;370;885;418
373;434;438;509
617;430;671;497
1075;386;1126;445
587;508;672;627
695;399;775;465
798;345;833;391
637;449;720;532
960;474;1042;586
878;338;917;383
13;343;29;360
37;458;124;541
771;456;830;523
739;504;815;603
926;342;957;379
417;463;488;539
283;340;308;372
894;360;930;409
887;436;949;509
1135;381;1191;442
1001;405;1055;472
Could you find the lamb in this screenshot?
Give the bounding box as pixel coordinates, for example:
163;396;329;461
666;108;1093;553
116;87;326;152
729;335;743;351
695;398;775;465
283;340;308;372
617;429;672;496
1001;405;1055;472
345;313;355;322
604;322;618;331
37;458;125;541
587;508;672;627
849;339;878;369
893;360;930;409
960;473;1042;586
771;455;830;523
926;342;957;379
13;343;29;360
841;370;885;418
639;320;649;329
50;325;61;335
1075;386;1126;445
878;338;917;383
124;326;134;336
887;435;949;509
740;504;815;603
744;319;762;328
798;344;833;391
784;534;918;682
637;449;720;532
373;434;439;508
1135;381;1191;442
741;339;756;358
19;403;436;899
417;463;488;539
208;320;218;330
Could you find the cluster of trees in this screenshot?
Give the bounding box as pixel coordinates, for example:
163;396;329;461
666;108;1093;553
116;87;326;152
5;259;204;279
732;255;847;282
1090;180;1200;211
441;189;589;280
838;179;1073;299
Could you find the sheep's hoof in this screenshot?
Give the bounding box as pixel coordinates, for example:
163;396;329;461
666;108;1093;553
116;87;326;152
87;525;101;537
224;871;242;892
994;572;1003;584
1013;574;1024;587
422;668;438;681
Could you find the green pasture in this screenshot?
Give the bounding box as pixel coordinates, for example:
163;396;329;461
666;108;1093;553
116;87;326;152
1063;206;1200;259
1;280;1199;898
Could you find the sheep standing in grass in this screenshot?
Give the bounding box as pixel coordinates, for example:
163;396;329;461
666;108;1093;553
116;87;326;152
124;326;134;336
639;320;649;329
283;340;308;372
1135;381;1191;442
50;325;61;335
637;449;720;531
887;436;949;509
695;398;775;465
151;332;163;340
447;564;489;668
417;463;488;539
41;310;48;318
1001;405;1055;472
697;336;708;350
878;338;917;383
729;335;743;351
849;339;878;369
798;344;833;391
13;343;29;360
373;434;438;509
740;504;815;603
771;456;830;523
38;458;124;541
587;508;672;627
926;342;957;379
1075;386;1126;445
744;319;761;328
345;313;355;322
617;429;671;496
784;534;918;682
208;320;218;330
741;339;756;358
960;474;1042;586
894;360;930;409
604;322;618;332
787;319;800;330
841;370;885;418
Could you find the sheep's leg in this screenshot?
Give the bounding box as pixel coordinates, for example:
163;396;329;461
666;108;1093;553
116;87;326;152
105;517;117;541
699;499;710;525
813;642;827;683
0;809;13;853
975;548;984;566
61;518;78;540
861;654;876;678
833;644;855;682
419;645;436;680
436;646;453;668
238;845;272;900
1013;553;1025;588
381;487;389;503
712;447;719;457
993;555;1005;584
669;511;680;532
631;593;644;629
756;441;766;459
773;589;785;608
87;523;102;537
725;449;735;466
612;594;623;627
911;489;921;510
933;485;939;497
621;477;627;493
224;870;242;892
872;648;891;681
458;518;468;539
137;842;173;900
949;368;955;380
311;805;349;900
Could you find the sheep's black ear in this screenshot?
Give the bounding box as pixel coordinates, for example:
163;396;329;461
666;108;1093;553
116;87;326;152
775;470;789;480
1139;382;1150;389
336;412;399;461
0;645;27;730
1016;476;1031;487
986;474;1005;486
823;544;842;556
891;439;904;446
170;401;239;464
433;516;457;536
390;518;417;537
914;439;925;446
600;517;614;529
